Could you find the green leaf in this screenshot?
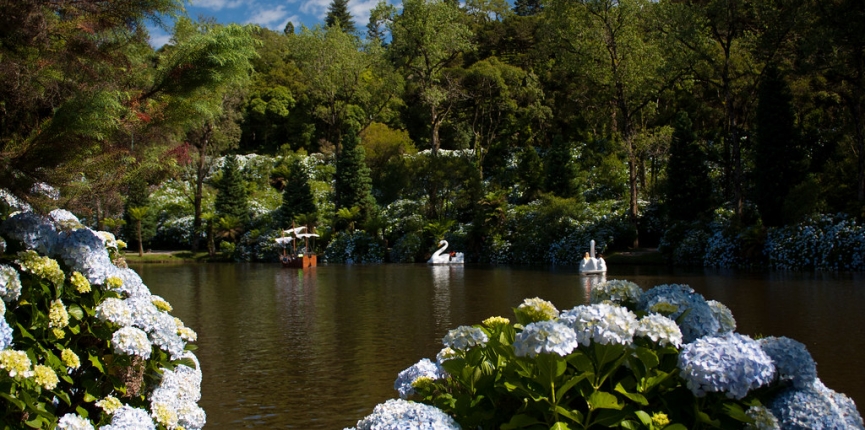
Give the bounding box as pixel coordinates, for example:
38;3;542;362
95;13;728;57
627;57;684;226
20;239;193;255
556;373;589;401
614;383;648;406
67;304;85;320
635;346;660;369
634;410;652;426
0;392;26;410
696;410;721;428
663;425;689;430
501;414;544;429
567;352;594;373
550;422;573;430
587;391;622;410
176;357;198;370
554;405;584;423
76;406;89;418
591;409;631;427
24;418;44;428
83;392;98;403
89;353;105;374
53;390;72;406
723;402;750;422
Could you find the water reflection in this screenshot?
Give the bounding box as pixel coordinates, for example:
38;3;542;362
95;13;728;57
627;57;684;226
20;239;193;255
132;264;865;429
578;273;607;302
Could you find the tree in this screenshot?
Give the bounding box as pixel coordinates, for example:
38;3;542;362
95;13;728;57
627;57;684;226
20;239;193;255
122;178;156;252
325;0;356;34
214;155;250;226
278;159;318;225
544;135;582;199
754;65;803;227
127;207;150;257
665;112;713;223
513;0;542;16
284;21;295;35
381;0;474;152
334;129;375;224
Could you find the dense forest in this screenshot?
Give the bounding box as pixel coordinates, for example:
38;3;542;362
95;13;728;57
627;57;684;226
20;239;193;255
1;0;864;268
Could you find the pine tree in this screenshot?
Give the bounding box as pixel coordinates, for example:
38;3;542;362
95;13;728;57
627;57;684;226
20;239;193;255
335;129;375;224
543;135;582;199
214;155;250;224
284;21;295;35
754;65;804;227
665;112;713;223
279;159;318;225
325;0;356;34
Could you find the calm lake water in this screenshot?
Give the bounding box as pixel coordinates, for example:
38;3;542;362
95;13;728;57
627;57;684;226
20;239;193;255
131;263;865;429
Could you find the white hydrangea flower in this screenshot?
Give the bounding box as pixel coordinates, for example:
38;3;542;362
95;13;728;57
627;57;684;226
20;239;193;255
559;303;638;347
436;347;460;364
57;413;95;430
513;320;578;358
590;279;643;305
111;327;152;359
744;405;780;430
150;353;205;430
635;313;683;348
707;300;736;334
0;264;22;302
95;298;134;327
101;405;156;430
442;326;488;351
352;399;461;430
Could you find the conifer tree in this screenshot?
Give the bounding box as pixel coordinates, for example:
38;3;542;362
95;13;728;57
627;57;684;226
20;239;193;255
325;0;356;34
665;112;712;223
214;155;250;224
334;129;375;223
754;65;804;227
284;21;295;35
513;0;542;16
543;135;582;199
279;159;318;225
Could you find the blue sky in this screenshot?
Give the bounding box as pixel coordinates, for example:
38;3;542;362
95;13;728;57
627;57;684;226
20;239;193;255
149;0;385;47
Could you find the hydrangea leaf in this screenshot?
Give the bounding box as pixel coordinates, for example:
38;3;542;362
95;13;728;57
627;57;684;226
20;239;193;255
67;304;84;320
587;391;622;410
550;421;574;430
614;383;648;406
556;373;590;401
634;346;659;370
633;410;652;426
554;405;584;424
500;413;543;430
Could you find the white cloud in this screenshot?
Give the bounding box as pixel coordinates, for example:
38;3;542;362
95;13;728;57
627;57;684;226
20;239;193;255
148;28;172;49
245;4;298;30
189;0;246;11
349;0;381;29
300;0;331;19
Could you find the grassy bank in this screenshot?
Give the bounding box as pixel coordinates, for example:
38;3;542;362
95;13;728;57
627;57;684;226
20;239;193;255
122;251;229;263
603;249;665;265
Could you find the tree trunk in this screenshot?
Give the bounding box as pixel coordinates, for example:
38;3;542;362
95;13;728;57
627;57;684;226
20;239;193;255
136;219;144;257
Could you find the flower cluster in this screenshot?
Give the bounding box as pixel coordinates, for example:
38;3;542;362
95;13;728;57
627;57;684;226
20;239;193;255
514;297;558;324
768;379;865;429
442;326;489;351
744;405;779;430
759;336;817;389
590;279;643;305
16;250;65;287
513;320;578;358
0;265;22;302
0;349;33;378
149;353;206;430
558;303;638;346
707;300;736;334
678;333;776;399
634;313;683;347
347;398;462;430
394;359;444;399
112;326;152;359
639;284;720;343
57;413;94;430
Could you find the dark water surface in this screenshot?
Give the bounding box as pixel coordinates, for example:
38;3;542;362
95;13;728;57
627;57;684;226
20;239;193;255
131;263;865;428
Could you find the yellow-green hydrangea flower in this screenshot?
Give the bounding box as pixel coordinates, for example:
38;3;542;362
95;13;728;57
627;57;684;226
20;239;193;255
16;250;65;287
33;364;59;390
115;240;127;250
105;276;124;290
482;316;510;328
411;376;435;391
175;318;198;342
652;412;670;427
52;328;66;339
70;271;91;294
0;350;33;378
649;300;679;315
95;396;123;414
151;296;173;312
151;402;179;429
61;349;81;369
515;297;559;323
49;299;69;328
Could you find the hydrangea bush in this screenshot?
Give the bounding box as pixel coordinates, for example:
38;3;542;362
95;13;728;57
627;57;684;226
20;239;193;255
324;231;385;263
0;210;204;429
347;279;863;430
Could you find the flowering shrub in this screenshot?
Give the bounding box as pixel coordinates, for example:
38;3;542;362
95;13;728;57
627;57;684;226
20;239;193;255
324;231;385;263
0;210;204;429
765;214;865;271
350;281;863;430
390;233;423;263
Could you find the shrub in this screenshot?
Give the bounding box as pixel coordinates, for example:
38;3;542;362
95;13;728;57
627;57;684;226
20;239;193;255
765;214;865;271
390;233;423;263
324;231;385;263
0;210;204;429
349;280;863;430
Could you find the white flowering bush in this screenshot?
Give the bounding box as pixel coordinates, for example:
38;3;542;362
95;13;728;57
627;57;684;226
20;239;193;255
0;210;204;429
353;284;863;429
324;231;385;263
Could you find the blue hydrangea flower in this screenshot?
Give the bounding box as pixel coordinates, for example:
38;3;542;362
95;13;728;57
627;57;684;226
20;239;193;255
759;336;817;389
769;379;865;430
707;300;736;334
590;279;643;305
0;317;13;350
639;284;720;343
350;399;461;430
442;326;488;351
744;405;780;429
0;212;58;255
513;320;578;358
635;313;683;348
394;358;444;399
678;333;775;400
559;303;638;347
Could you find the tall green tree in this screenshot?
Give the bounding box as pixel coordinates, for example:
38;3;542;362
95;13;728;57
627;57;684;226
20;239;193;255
380;0;474;152
122;178;156;251
513;0;542;16
665;112;713;223
544;135;582;199
754;65;803;227
325;0;356;34
278;159;318;225
334;129;375;223
214;155;250;226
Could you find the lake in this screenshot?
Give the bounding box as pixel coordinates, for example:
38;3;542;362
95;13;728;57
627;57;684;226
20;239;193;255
131;263;865;429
